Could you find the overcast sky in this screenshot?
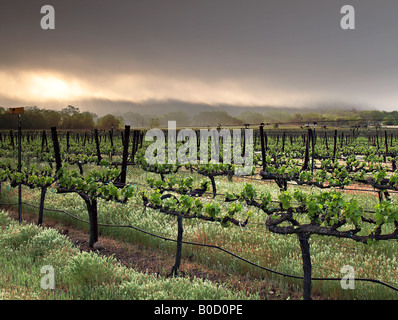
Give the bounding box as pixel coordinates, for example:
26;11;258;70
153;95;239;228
1;0;398;114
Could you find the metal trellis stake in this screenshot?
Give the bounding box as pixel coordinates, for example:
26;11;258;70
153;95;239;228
9;107;25;223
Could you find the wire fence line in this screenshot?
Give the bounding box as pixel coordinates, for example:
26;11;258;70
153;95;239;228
0;199;397;292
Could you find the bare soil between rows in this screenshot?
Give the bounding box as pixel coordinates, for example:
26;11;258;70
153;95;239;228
2;205;319;300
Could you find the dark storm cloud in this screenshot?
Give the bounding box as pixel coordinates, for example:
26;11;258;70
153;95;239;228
1;0;398;109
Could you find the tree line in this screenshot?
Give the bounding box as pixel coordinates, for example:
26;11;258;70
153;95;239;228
1;105;398;130
0;105;122;130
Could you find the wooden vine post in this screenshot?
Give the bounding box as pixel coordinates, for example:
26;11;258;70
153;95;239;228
302;129;311;171
259;124;266;172
9;107;25;223
37;186;47;226
50;127;62;172
120;125;130;184
94;129;102;164
332;129;337;162
41;130;47;152
311;126;315;174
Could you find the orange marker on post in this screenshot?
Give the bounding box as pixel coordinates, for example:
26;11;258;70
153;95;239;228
9;107;25;114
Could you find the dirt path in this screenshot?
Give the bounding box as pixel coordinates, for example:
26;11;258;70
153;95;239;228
2;205;311;300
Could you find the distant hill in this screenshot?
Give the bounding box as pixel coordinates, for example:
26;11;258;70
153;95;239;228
73;98;368;117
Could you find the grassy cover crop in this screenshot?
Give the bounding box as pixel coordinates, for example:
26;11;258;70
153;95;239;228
0;210;257;300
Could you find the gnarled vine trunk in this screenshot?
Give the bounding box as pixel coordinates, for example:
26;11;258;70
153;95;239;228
298;232;312;300
171;215;183;276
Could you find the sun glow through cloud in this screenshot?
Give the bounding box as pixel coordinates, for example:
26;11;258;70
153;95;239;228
0;70;90;103
1;1;398;112
0;69;315;107
28;75;85;100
